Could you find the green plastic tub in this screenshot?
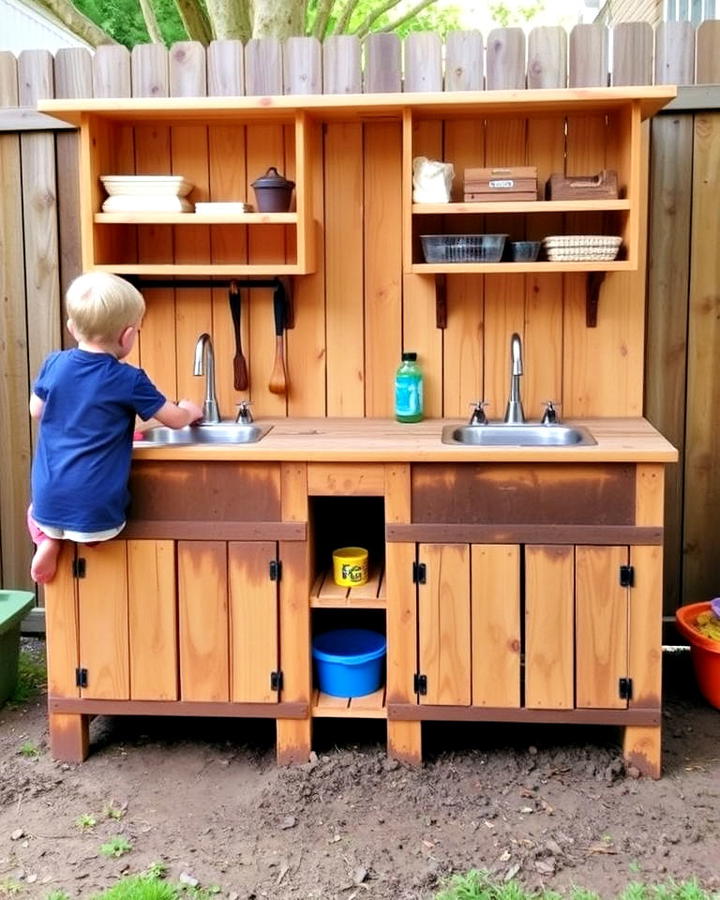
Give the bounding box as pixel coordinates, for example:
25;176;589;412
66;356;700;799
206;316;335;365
0;590;36;704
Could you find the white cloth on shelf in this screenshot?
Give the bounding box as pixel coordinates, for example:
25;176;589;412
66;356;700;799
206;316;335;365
412;156;454;203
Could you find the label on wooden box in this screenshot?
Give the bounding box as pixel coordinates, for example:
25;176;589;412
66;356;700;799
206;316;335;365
464;166;538;201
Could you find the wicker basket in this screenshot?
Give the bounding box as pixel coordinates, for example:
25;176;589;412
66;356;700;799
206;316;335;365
543;235;622;262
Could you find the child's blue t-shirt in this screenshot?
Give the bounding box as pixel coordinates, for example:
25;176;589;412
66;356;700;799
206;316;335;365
31;349;166;532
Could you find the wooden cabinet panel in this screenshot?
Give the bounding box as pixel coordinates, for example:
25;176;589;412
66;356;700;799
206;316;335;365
45;542;80;698
525;545;574;709
78;541;129;700
418;543;471;706
178;541;229;702
229;541;278;703
471;544;521;708
576;545;629;709
128;540;177;701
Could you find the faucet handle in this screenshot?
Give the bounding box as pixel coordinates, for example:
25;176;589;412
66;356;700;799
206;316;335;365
540;400;560;424
235;400;254;424
468;400;489;425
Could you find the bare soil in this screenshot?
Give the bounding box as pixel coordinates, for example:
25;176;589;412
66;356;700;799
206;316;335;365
1;644;719;900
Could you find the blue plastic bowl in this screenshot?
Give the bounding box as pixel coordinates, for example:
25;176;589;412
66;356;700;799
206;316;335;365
312;628;387;698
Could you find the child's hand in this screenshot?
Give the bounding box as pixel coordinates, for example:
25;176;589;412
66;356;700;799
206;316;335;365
178;398;204;424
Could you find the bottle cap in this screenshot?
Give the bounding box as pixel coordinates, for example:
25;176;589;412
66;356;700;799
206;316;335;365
402;351;417;361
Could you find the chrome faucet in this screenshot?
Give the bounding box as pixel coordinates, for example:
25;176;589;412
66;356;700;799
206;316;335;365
235;400;253;424
193;333;221;424
503;332;526;424
468;400;489;425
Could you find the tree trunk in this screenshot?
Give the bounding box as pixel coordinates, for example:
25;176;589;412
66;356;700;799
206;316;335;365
252;0;306;38
173;0;213;43
204;0;252;41
138;0;163;43
36;0;117;46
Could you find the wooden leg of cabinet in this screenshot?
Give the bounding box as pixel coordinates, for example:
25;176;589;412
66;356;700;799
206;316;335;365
276;718;312;765
387;721;421;766
49;712;89;763
623;724;661;779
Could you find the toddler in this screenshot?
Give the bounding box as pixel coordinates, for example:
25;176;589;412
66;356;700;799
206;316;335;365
29;272;203;583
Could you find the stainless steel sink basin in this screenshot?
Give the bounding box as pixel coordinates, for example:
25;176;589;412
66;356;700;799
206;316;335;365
441;423;596;447
136;423;273;445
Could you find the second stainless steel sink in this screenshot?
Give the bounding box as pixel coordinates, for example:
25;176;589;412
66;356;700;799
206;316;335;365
137;423;273;445
442;423;596;447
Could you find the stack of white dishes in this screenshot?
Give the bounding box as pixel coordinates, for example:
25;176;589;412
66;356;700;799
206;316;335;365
100;175;194;212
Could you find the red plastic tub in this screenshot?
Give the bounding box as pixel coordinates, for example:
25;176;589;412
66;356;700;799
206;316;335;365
675;602;720;709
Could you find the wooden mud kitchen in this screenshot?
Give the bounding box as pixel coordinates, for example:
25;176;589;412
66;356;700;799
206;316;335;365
40;82;678;778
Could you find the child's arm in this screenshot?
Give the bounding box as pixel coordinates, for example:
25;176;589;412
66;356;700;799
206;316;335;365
29;392;45;420
152;398;204;429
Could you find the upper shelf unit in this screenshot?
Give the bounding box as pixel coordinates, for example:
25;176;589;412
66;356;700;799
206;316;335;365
40;87;675;278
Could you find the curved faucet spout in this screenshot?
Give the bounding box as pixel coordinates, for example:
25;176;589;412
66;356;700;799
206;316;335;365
193;333;221;424
504;332;525;424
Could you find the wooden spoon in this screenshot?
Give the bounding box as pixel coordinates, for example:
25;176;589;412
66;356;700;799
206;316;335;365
268;285;287;395
229;282;248;391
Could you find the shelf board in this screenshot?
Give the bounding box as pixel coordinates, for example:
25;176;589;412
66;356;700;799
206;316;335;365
413;199;631;214
410;260;635;274
39;85;677;126
312;687;387;718
94;212;297;225
91;263;307;275
310;568;386;608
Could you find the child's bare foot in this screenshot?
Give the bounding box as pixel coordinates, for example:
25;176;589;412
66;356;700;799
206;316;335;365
31;538;61;583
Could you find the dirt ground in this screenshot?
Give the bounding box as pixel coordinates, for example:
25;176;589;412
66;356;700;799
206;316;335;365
1;644;719;900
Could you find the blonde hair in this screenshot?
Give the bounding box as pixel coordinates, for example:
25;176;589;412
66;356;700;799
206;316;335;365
65;272;145;343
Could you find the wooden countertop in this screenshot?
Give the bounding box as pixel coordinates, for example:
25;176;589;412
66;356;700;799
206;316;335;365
132;417;678;464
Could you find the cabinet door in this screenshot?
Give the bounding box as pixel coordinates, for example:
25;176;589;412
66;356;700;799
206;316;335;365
178;541;229;702
128;540;177;701
78;541;129;700
525;545;574;710
471;544;521;708
576;545;629;709
229;541;278;703
418;543;471;706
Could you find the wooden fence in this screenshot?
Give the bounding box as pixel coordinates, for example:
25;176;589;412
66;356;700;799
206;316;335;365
1;21;719;622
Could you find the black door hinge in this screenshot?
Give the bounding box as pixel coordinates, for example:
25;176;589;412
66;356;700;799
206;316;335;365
414;673;427;695
72;557;86;578
619;677;633;700
270;670;283;692
269;560;282;581
619;565;634;587
75;667;88;688
412;561;426;584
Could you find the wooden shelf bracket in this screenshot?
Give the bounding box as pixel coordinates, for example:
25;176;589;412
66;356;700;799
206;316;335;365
586;272;606;328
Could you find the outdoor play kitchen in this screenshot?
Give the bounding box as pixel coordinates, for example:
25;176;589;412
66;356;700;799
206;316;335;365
11;24;710;780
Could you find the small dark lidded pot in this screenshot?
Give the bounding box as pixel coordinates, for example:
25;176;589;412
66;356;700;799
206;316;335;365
251;166;295;212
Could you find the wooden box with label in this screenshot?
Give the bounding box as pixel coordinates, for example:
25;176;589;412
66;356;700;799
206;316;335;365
463;166;538;201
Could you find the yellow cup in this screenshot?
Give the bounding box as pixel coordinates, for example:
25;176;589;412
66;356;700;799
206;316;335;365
332;547;368;587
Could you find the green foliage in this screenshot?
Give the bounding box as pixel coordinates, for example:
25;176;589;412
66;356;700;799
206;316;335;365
45;892;72;900
0;880;22;896
104;801;126;820
90;875;177;899
144;862;169;880
19;740;40;758
72;0;187;48
9;647;46;706
99;836;133;858
76;813;97;830
489;1;545;28
435;871;720;900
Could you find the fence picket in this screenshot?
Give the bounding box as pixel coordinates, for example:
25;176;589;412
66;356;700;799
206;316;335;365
284;37;321;95
131;43;169;97
322;35;361;94
569;24;608;88
404;32;443;92
364;34;401;92
92;45;131;97
246;37;284;95
207;40;245;96
445;30;484;92
486;28;526;90
696;19;720;82
0;51;32;590
612;22;653;86
527;26;567;89
655;21;695;84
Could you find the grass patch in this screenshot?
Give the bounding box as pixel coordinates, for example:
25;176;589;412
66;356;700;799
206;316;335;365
435;871;720;900
9;647;46;706
87;870;221;899
99;836;132;858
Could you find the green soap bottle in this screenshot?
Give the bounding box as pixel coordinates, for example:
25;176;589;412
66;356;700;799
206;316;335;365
394;351;424;423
